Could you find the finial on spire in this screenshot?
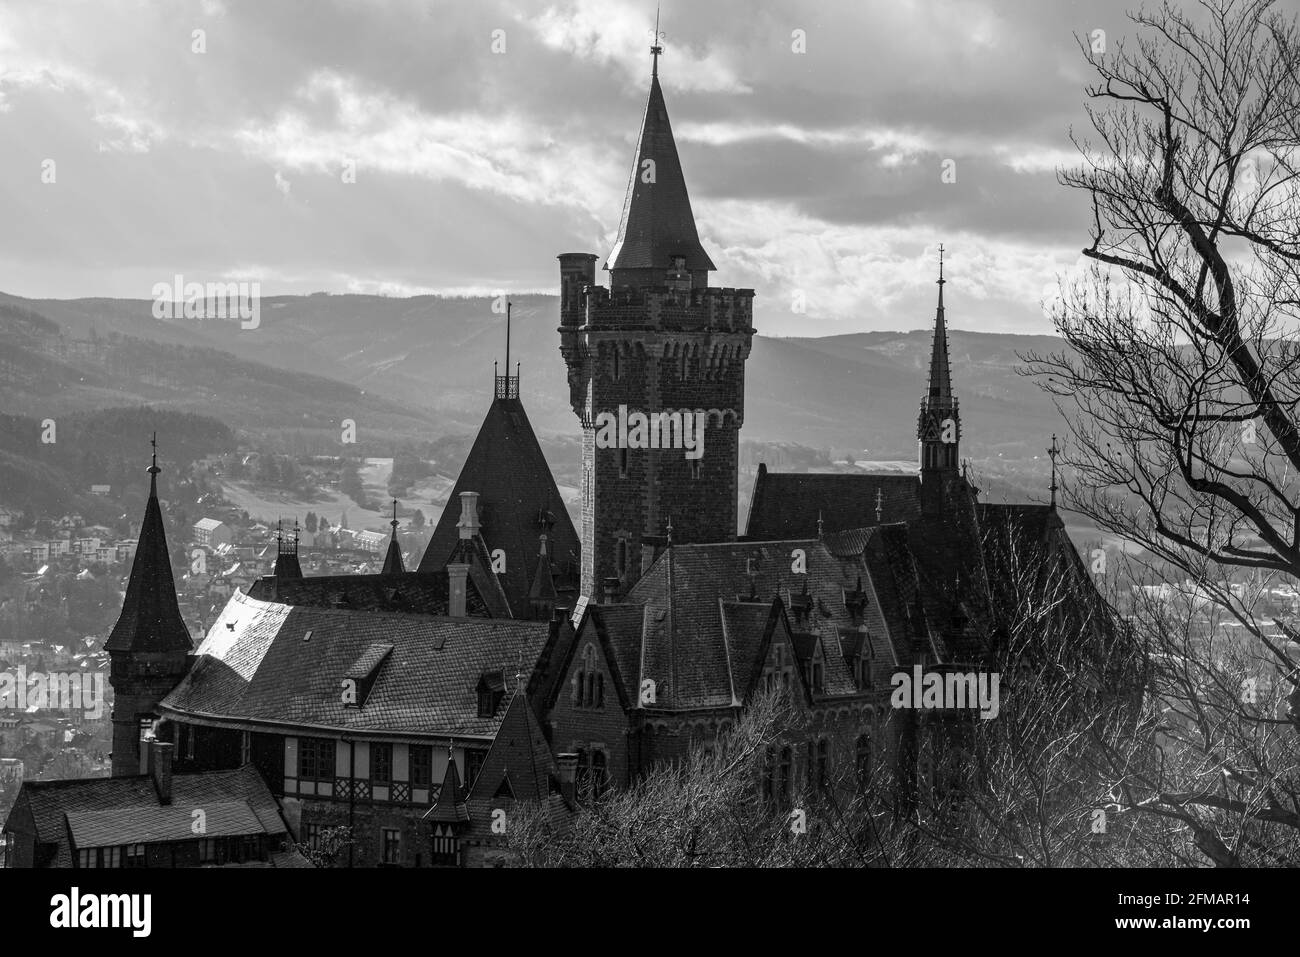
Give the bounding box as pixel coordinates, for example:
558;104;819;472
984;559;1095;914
875;487;883;524
650;7;663;77
817;509;824;540
276;517;283;543
391;498;399;534
665;514;673;546
937;243;945;285
293;518;300;545
147;432;160;495
1047;433;1060;509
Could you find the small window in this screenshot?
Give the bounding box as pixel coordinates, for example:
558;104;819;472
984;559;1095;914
690;456;701;480
619;447;629;478
123;843;147;868
381;828;401;865
371;743;393;786
410;746;432;789
240;730;251;766
612;348;620;380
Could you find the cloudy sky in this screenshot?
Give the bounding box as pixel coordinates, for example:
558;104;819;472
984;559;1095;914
0;0;1147;336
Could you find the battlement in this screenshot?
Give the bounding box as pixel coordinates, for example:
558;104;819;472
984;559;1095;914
577;284;755;333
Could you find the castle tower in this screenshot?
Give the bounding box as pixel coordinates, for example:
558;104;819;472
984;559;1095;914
917;246;961;514
106;436;192;777
559;41;754;601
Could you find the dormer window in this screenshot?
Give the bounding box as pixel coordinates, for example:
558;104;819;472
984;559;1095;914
477;670;506;718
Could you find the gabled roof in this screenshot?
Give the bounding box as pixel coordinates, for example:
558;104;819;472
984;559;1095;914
466;691;566;835
105;466;191;654
605;72;715;275
744;464;921;541
615;539;900;710
161;591;560;737
3;765;282;868
416;396;579;618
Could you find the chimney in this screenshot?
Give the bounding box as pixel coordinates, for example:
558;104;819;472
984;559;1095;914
556;752;578;804
448;562;469;617
150;740;174;805
457;491;480;540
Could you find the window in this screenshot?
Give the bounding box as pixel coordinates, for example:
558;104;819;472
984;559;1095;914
431;825;459;867
371;743;393;786
812;661;824;694
78;846;121;868
619;447;629;478
123;843;147;868
381;828;401;865
300;824;321;853
299;737;336;782
612;348;620;380
575;645;604;709
761;746;775;807
240;730;251;766
690;457;701;480
181;724;195;760
856;734;871;788
410;746;432;789
464;748;487;788
574;748;608;802
592;750;608;797
616;537;627;574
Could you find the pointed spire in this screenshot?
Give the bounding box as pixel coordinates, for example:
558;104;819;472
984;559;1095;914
382;499;405;574
105;436;191;654
927;244;952;403
605;32;716;280
875;487;884;524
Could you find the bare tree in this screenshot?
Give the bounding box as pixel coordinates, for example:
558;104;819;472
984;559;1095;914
1026;0;1300;862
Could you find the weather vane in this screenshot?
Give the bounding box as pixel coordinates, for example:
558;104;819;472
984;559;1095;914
649;7;664;77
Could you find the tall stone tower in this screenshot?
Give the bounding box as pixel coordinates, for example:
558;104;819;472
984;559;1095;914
559;41;754;601
917;246;961;515
106;438;192;777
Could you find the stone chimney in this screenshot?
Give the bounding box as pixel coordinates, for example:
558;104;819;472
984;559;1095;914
556;752;578;804
448;562;469;617
457;491;480;540
150;740;174;806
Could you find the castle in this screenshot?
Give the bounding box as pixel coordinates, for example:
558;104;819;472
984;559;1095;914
3;42;1098;869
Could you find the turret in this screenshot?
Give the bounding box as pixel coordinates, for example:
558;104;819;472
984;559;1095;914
106;435;192;777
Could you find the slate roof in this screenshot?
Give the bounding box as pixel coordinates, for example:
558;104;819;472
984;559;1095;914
606;72;716;274
246;569;494;618
744;464;921;540
466;691;569;836
105;469;191;654
3;765;283;868
595;539;904;712
67;801;272;848
416;396;579;619
161;591;557;737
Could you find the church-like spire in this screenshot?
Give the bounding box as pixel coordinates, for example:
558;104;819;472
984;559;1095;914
917;244;960;477
382;499;405;574
926;244;952;403
605;22;716;286
105;435;191;654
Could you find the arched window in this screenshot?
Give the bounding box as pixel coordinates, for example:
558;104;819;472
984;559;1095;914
592;750;607;796
596;673;604;708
